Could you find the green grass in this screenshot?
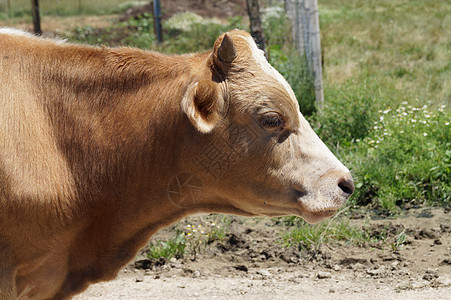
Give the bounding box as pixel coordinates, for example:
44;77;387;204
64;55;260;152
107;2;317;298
346;103;450;211
315;0;450;213
148;231;186;260
280;214;372;250
319;0;450;106
148;215;230;260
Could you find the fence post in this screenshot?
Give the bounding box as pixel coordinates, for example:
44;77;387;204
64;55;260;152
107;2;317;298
31;0;41;36
287;0;324;108
310;0;323;108
153;0;162;43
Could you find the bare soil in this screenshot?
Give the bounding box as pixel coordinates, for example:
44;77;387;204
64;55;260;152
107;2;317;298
75;207;451;299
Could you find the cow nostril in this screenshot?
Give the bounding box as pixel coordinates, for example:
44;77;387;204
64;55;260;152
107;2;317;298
338;178;355;197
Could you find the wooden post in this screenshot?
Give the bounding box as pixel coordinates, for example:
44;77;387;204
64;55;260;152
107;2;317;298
78;0;82;14
31;0;41;36
287;0;324;108
246;0;266;56
310;0;324;108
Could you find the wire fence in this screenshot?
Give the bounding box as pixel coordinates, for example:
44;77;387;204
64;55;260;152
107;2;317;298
0;0;147;16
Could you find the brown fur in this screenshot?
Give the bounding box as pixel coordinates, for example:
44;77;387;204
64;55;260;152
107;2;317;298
0;29;352;299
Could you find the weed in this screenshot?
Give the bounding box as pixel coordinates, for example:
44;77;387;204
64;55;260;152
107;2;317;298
147;230;186;260
182;218;229;261
147;215;230;260
281;208;371;250
391;231;407;251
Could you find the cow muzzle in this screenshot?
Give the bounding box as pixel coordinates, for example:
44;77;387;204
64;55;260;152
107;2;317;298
295;170;354;223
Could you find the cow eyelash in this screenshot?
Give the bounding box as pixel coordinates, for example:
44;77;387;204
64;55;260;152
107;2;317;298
259;112;285;130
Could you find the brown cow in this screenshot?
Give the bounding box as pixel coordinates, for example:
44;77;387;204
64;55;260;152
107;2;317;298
0;28;354;299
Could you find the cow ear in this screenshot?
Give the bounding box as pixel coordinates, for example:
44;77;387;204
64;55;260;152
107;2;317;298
181;80;224;133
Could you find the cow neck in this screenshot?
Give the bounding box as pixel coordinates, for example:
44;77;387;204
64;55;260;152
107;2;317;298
31;44;209;223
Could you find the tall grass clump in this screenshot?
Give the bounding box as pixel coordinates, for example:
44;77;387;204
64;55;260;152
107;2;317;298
148;231;186;260
313;78;385;148
281;216;371;250
147;215;230;260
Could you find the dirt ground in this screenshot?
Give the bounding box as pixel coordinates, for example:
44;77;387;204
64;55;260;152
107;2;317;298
75;207;451;299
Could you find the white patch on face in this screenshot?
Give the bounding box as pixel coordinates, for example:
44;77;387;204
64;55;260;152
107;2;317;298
237;35;299;110
237;34;350;175
0;27;67;44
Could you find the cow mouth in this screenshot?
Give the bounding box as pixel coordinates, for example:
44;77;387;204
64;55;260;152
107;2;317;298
315;209;337;217
307;208;339;218
299;209;338;224
295;195;341;223
292;187;345;223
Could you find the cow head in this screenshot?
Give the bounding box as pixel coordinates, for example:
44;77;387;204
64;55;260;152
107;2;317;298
181;30;353;224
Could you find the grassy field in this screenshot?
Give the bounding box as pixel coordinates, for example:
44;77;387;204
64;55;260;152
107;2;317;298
320;0;450;106
316;0;450;212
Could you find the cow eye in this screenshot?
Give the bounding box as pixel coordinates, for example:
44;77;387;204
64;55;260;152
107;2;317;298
259;112;285;130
